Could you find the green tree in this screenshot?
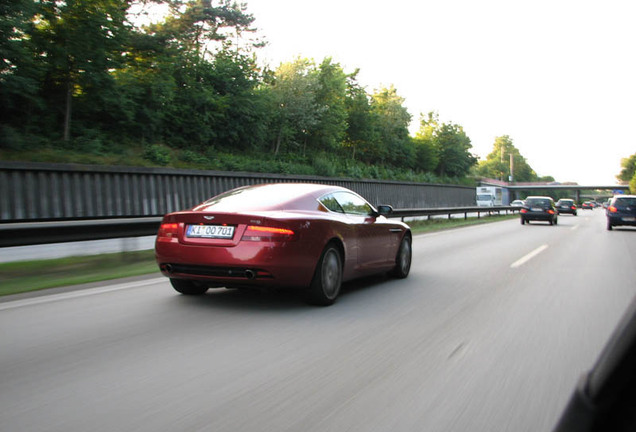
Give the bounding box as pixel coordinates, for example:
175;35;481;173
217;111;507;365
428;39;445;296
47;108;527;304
0;0;44;145
617;153;636;193
416;112;476;178
414;112;441;173
268;58;322;156
144;0;256;58
307;58;348;154
111;29;178;143
434;123;476;177
617;153;636;182
32;0;132;141
369;85;412;166
343;71;378;161
475;135;537;182
114;0;263;148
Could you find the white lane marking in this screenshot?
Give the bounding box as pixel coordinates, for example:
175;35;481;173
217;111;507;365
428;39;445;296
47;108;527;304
0;277;166;311
571;225;579;231
510;244;549;269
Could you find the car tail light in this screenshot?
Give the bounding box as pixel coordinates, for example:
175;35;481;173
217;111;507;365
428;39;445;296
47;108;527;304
242;225;295;242
157;222;179;242
548;210;555;215
520;209;528;214
608;206;618;213
571;206;576;210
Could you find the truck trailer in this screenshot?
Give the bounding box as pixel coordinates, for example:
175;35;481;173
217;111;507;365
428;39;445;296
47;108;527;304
476;186;503;207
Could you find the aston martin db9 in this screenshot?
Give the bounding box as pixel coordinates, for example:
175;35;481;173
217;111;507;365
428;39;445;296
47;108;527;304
155;183;412;305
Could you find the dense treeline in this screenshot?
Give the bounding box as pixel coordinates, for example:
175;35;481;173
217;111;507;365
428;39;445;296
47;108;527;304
0;0;483;183
618;153;636;192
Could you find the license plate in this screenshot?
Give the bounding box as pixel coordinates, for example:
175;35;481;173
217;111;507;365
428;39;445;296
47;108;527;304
531;207;543;212
186;224;235;239
622;217;636;222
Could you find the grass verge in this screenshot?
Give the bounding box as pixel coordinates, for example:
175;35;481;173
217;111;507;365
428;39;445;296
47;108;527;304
0;213;518;297
407;213;518;234
0;250;159;297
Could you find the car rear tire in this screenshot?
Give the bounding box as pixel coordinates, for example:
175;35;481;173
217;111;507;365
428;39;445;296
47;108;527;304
306;244;342;306
607;220;613;231
521;218;525;225
170;278;209;295
390;235;412;279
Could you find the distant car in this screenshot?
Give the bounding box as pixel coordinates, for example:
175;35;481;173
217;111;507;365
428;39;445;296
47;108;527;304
582;201;595;210
555;199;577;216
520;196;558;225
606;195;636;231
510;200;525;207
155;183;412;305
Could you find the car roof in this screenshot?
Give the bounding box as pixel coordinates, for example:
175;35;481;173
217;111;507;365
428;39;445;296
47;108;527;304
193;183;357;212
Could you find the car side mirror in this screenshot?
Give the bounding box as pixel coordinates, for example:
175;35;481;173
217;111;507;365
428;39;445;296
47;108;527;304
376;205;393;216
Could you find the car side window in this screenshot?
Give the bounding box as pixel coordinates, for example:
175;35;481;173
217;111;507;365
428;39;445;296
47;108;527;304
318;194;345;213
332;191;374;216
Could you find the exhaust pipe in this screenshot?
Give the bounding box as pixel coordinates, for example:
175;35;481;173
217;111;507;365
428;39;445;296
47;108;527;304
245;269;256;280
161;264;174;274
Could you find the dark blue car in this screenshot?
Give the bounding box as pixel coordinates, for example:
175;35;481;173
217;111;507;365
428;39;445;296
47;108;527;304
606;195;636;230
520;196;558;225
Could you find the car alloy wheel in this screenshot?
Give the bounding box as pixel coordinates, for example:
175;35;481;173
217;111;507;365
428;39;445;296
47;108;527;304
390;235;412;278
307;244;342;306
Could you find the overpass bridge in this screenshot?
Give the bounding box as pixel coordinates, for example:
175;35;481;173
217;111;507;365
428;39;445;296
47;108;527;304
480;179;630;203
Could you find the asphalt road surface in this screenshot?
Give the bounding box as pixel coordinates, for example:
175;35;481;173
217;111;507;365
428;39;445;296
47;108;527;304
1;209;634;432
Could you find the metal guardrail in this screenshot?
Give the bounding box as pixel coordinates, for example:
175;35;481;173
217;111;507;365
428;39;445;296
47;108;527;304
392;205;519;221
0;217;163;247
0;207;520;247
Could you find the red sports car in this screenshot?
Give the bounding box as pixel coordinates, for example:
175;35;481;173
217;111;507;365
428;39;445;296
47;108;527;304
155;183;412;305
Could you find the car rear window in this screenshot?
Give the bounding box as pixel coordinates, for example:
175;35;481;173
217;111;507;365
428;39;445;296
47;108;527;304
614;198;636;208
526;198;551;207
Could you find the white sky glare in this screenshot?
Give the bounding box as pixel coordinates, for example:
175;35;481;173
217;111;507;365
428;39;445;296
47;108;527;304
245;0;635;185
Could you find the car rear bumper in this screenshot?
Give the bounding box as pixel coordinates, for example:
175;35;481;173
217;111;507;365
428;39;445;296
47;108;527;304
155;241;320;288
521;214;555;221
607;215;636;227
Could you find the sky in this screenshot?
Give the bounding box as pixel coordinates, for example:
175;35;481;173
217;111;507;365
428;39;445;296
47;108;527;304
243;0;635;185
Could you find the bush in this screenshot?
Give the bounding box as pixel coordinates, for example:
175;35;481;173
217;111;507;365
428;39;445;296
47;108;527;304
143;144;171;166
0;125;26;151
73;136;104;156
179;150;209;165
312;154;337;177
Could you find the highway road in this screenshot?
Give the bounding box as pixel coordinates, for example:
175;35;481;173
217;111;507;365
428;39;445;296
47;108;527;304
1;209;634;432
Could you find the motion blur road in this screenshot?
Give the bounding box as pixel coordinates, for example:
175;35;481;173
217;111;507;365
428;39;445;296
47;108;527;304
1;210;634;432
